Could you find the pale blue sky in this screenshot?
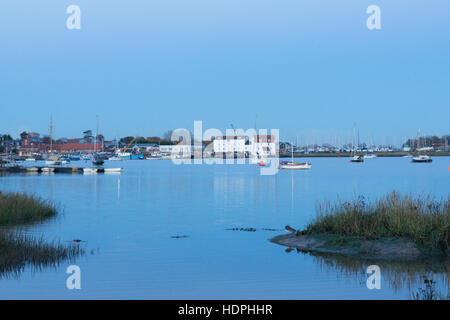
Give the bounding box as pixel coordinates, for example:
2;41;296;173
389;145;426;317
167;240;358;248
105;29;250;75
0;1;449;145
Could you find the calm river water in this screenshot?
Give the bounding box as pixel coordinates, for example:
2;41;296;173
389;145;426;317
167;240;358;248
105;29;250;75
0;157;449;299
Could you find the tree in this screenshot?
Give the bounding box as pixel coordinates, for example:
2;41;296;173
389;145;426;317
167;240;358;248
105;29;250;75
2;134;12;141
163;130;173;141
20;131;28;140
120;136;134;145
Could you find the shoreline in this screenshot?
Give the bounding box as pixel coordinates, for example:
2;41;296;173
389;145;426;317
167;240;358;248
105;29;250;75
269;233;449;261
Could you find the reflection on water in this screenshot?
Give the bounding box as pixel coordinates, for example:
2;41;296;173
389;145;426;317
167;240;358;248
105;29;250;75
0;157;449;299
285;247;449;299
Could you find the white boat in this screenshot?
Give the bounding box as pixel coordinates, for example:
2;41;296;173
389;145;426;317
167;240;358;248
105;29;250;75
411;129;432;163
41;167;55;173
25;158;36;162
108;156;123;161
26;167;39;172
349;126;364;163
45;160;62;166
403;154;413;158
412;155;432;163
350;155;364;162
83;168;98;174
280;161;311;170
104;168;123;173
363;153;377;159
280;143;311;170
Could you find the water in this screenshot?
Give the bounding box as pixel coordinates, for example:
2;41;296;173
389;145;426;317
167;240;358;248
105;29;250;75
0;157;449;299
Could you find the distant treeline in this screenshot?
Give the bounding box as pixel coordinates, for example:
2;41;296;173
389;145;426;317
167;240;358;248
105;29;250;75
403;135;449;149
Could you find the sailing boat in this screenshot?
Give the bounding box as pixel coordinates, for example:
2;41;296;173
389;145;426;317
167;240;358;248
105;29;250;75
280;143;311;170
412;129;432;163
92;115;104;166
45;116;62;166
350;125;364;162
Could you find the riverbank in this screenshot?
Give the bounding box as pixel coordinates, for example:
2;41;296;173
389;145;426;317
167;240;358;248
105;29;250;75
271;191;449;260
270;233;449;260
0;191;82;278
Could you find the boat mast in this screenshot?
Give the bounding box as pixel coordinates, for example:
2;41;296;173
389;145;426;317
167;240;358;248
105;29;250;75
352;124;355;156
49;115;53;154
417;129;420;155
291;142;294;162
95;115;99;155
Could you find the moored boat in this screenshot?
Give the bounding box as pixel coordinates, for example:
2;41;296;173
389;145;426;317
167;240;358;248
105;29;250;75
411;130;432;163
83;167;98;174
104;168;123;173
412;155;432;163
363;153;377;159
280;143;311;170
280;161;311;170
350;155;364;162
45;160;62;166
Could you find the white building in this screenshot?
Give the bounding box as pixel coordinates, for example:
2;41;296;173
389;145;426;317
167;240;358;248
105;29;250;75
212;135;277;157
213;136;247;154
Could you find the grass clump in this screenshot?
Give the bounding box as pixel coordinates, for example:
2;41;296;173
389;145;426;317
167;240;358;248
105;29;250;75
0;191;83;278
0;191;58;226
304;191;450;251
0;231;83;278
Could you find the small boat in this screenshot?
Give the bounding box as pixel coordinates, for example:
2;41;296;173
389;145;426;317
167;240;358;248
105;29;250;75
41;167;55;173
26;167;39;172
349;125;364;163
280;143;311;170
104;168;123;173
108;156;122;161
45;160;62;166
280;161;311;170
350;155;364;163
412;155;432;163
411;130;432;163
363;153;377;159
25;158;36;162
83;168;98;174
403;154;413;158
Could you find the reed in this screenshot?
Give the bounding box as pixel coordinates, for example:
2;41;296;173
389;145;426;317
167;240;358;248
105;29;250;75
0;231;83;278
0;191;83;278
304;191;450;251
0;191;58;226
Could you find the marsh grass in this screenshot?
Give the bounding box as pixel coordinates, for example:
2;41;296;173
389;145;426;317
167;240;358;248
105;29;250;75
0;191;83;278
0;230;83;279
0;191;58;226
304;191;450;251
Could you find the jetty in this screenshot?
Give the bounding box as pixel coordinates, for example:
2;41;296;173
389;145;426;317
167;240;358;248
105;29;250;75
0;166;123;174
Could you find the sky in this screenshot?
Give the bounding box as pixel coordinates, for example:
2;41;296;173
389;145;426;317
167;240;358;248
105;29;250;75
0;0;449;145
